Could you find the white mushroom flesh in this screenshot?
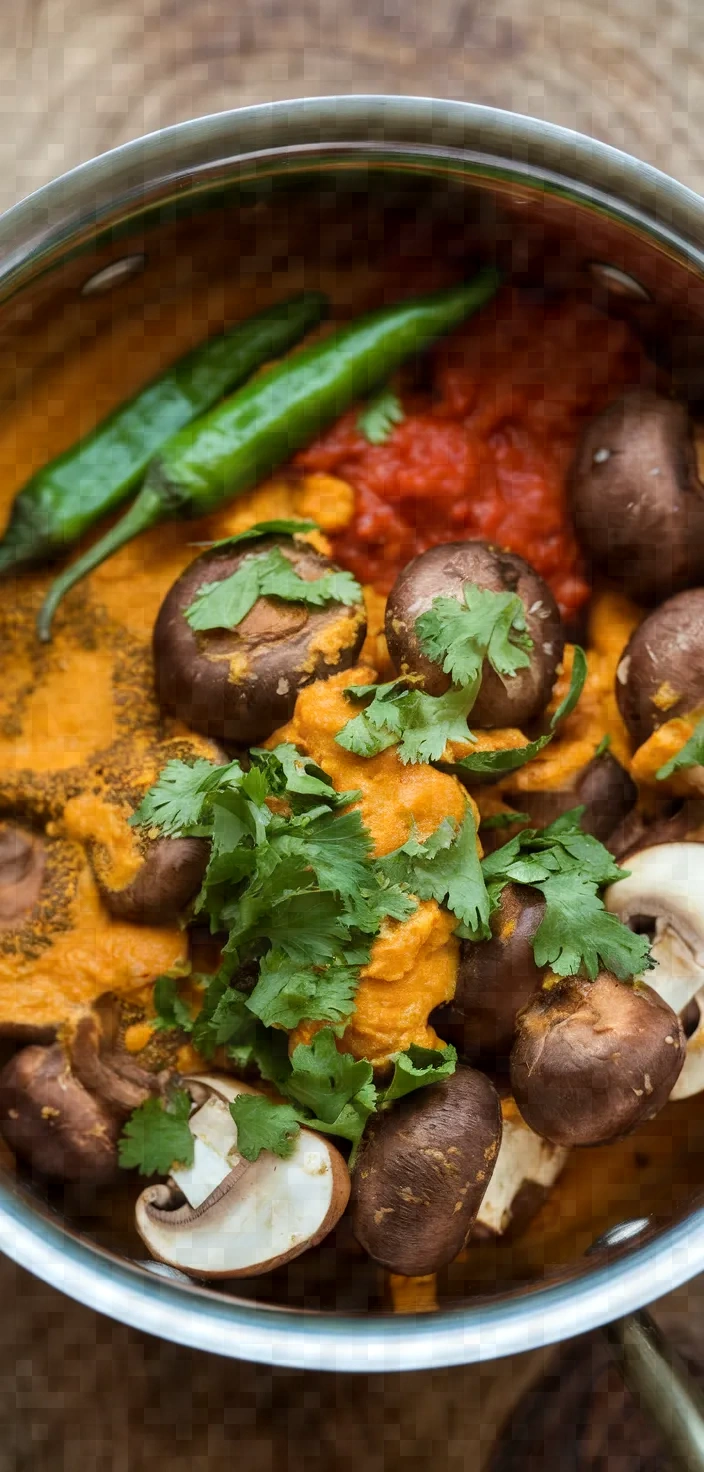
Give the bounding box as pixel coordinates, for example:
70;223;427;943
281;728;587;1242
605;843;704;1098
171;1096;244;1210
476;1103;569;1236
135;1075;350;1278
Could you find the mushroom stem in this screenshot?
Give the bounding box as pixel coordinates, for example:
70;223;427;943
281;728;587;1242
141;1158;254;1228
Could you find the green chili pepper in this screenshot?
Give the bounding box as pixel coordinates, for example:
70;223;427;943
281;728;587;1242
0;292;327;576
37;268;501;641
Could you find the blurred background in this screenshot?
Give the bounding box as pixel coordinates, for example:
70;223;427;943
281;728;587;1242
1;1;703;1467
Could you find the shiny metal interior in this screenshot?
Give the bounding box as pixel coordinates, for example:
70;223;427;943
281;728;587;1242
1;98;704;1370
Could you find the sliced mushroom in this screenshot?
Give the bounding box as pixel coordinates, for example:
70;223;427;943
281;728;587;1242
384;540;564;727
510;971;686;1146
431;885;546;1066
615;589;704;746
351;1066;502;1276
605;841;704;1098
153;537;367;746
472;1100;569;1240
135;1074;350;1279
570;391;704;603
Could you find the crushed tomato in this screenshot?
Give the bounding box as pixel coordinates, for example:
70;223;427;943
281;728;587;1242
297;288;654;620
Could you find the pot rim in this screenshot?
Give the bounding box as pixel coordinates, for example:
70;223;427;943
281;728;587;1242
2;94;704;1368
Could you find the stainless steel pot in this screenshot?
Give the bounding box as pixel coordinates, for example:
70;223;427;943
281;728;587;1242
2;96;704;1376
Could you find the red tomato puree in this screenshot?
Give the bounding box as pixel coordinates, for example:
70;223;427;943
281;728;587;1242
297;288;653;620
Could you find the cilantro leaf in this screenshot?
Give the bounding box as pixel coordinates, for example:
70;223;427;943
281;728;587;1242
130;757;225;837
416;585;532;693
151;974;194;1033
186;555;262;631
357;386;405;444
286;1028;374;1125
230;1094;301;1161
251;743;359;808
441;645;588;778
301;1080;379;1163
118;1090;194;1177
533;872;653;980
480;808;652;980
337;680;475;764
656;717;704;780
380;1043;457;1104
185;547;362;632
246;949;358;1030
378;808;490;934
197;518;319;551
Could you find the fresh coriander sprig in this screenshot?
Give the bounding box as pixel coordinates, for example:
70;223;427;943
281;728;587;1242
439;646;588;779
130;744;414;1046
185;545;362;633
480;807;653;977
118;1090;194;1176
415;584;533;695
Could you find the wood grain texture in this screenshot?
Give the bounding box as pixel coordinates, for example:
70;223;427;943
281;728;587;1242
0;0;703;213
1;1;704;1467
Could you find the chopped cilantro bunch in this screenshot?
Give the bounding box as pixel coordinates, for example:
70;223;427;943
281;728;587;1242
119;740;469;1172
335;577;587;773
184;522;362;633
479;807;653;980
131;742;413;1038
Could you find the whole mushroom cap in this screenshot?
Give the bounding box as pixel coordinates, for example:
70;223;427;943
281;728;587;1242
153;536;367;746
615;588;704;746
570;391;704;603
97;835;210;925
498;751;637;850
0;1044;122;1183
351;1065;502;1276
384;540;564;728
431;884;546;1064
510;972;686;1147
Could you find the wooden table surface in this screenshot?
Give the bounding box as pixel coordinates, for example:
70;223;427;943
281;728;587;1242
2;2;704;1467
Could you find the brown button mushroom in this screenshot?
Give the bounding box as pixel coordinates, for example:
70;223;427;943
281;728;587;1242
570;391;704;603
615;588;704;746
0;996;164;1182
431;885;546;1065
350;1066;502;1276
96;834;210;925
510;972;686;1147
153;536;367;746
498;751;638;848
384;540;564;727
135;1074;351;1279
0;825;45;926
0;1045;123;1183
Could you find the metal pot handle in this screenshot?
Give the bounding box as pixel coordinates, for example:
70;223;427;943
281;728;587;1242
593;1222;704;1470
